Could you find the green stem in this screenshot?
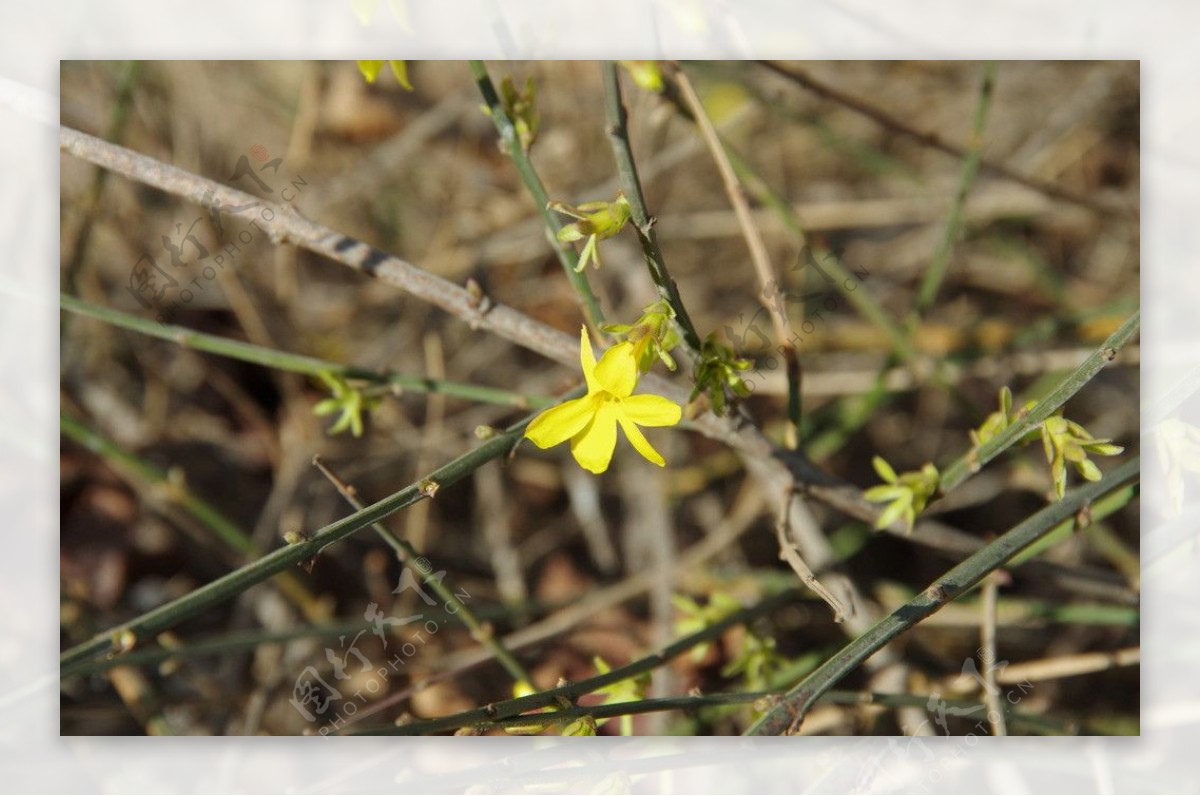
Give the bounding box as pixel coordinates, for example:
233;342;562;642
938;309;1139;495
61;293;549;409
69;619;381;676
61;406;546;678
441;691;782;734
911;61;997;317
60;411;321;617
1009;482;1138;567
312;457;533;686
68;596;538;678
746;455;1140;735
421;688;1065;735
349;588;801;735
470;60;605;330
601;62;704;355
61;411;253;557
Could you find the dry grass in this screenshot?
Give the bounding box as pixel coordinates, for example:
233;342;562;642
60;60;1139;736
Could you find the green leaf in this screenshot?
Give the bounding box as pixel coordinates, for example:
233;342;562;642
876;498;909;531
1076;458;1102;482
863;485;903;501
313;398;340;416
872;456;898;483
562;716;598;736
592;655;649;736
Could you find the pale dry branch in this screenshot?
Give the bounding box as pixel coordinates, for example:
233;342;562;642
775;495;850;623
759;61;1137;221
673;67;789;348
671;65;803;443
997;646;1140;685
61;124;1131;621
981;573;1008;736
58;125;834;536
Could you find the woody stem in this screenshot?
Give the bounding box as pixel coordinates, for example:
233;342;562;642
311;456;533;685
601;61;704;355
470;60;606;331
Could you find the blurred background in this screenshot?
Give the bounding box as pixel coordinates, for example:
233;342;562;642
60;60;1139;735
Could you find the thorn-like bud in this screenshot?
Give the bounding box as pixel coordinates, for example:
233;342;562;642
111;628;137;655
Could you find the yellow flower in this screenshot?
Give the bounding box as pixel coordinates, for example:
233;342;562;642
525;327;681;473
548;193;632;272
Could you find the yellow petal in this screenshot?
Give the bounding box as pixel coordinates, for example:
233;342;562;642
593;342;638;397
357;60;385;82
618;416;665;467
619;394;681;427
579;326;599;394
570;402;618;473
387;60;413;91
525;395;598;449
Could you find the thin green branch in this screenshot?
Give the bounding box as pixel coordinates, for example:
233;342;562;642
59;125;586;373
347;588;801;735
61;404;551;679
311;456;533;686
746;455;1140;735
67;596;544;678
911;61;997;317
60;410;322;618
446;691;781;734
61;293;548;409
55;124;893;571
938;309;1139;495
1009;482;1138;568
601;61;703;354
68;619;380;676
57;125;1130;601
308;456;410;561
61;411;252;557
440;687;1063;735
470;60;605;330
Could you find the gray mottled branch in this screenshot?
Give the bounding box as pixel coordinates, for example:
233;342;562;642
61;125;580;370
60;125;1133;605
